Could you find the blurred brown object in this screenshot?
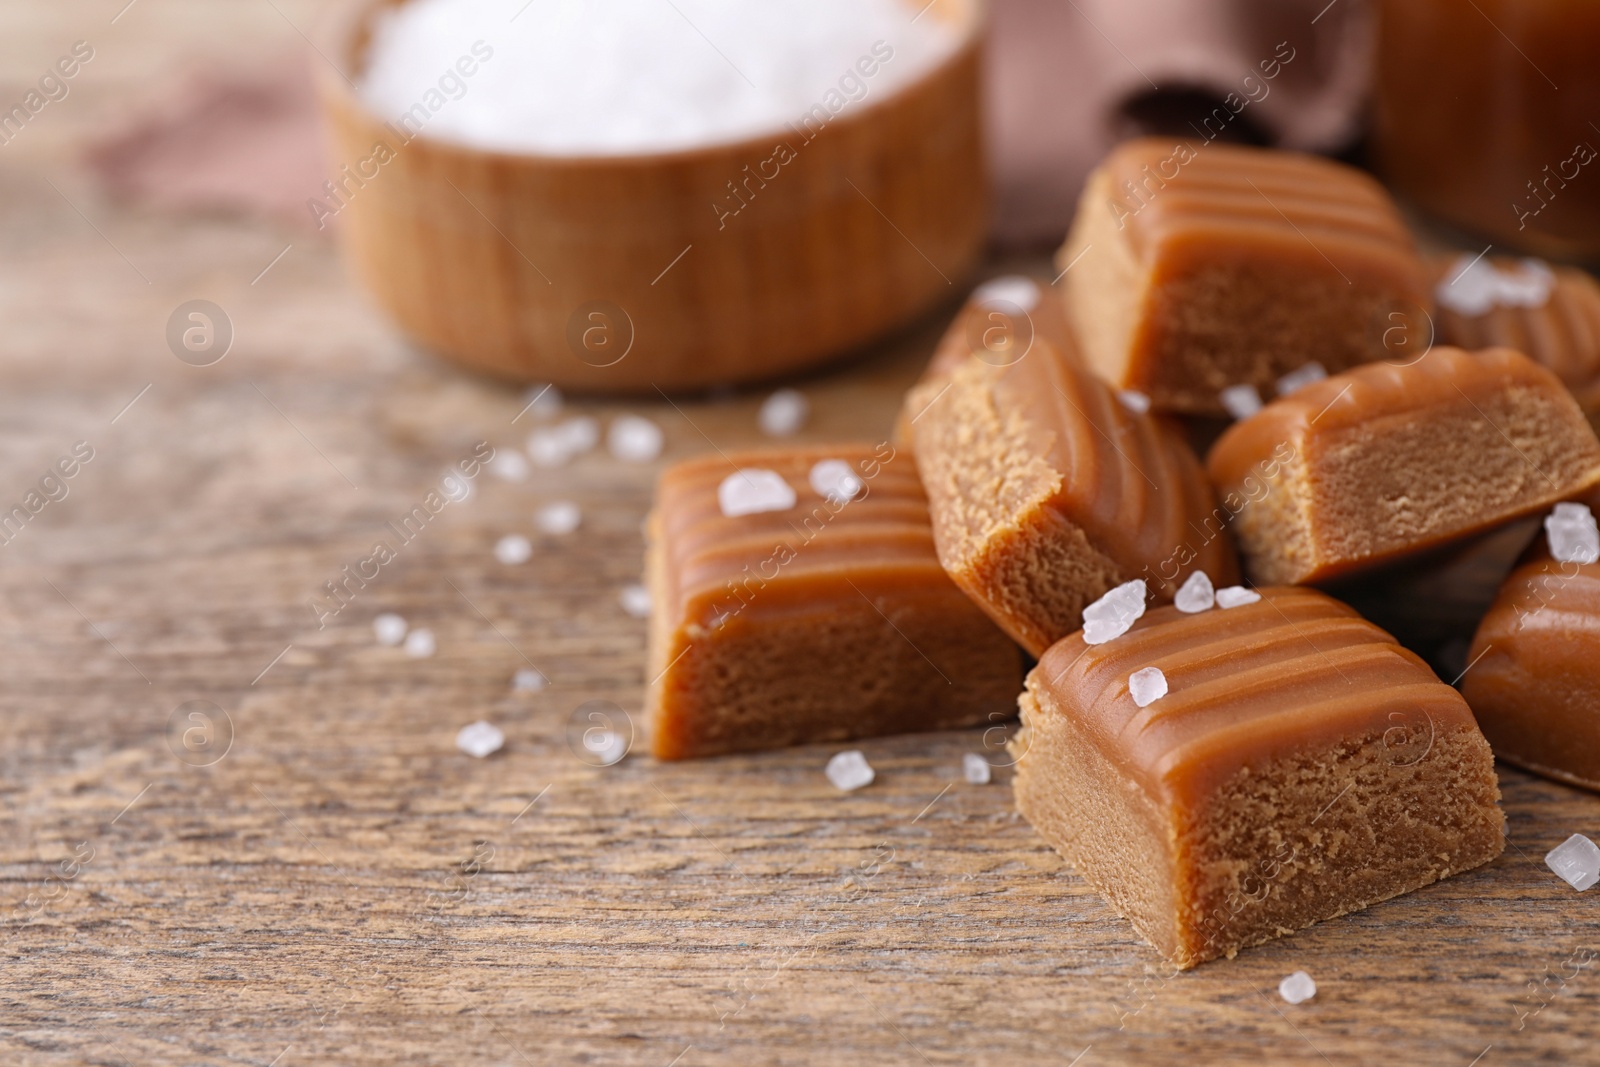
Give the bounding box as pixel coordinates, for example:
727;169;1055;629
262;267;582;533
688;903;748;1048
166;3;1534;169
1375;0;1600;262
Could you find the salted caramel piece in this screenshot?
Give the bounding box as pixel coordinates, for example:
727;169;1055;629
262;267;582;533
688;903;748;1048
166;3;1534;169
1462;508;1600;791
646;444;1022;760
1207;346;1600;586
911;345;1239;657
1061;139;1430;415
1432;254;1600;424
1014;586;1504;969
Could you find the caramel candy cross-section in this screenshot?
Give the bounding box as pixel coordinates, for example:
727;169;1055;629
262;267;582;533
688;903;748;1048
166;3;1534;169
1060;139;1430;415
1207;346;1600;585
646;444;1022;760
911;347;1238;657
1013;586;1504;970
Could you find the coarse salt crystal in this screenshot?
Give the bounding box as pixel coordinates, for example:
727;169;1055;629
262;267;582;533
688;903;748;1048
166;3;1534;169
1546;502;1600;564
972;275;1041;313
1276;361;1327;397
404;627;436;658
512;667;546;692
608;414;663;462
489;449;530;481
494;533;533;565
373;612;408;646
1117;389;1151;414
758;389;809;437
825;750;874;791
809;458;862;504
718;468;796;517
1436;254;1556;315
583;727;628;766
523;383;563;420
619;583;652;618
456;720;505;758
1082;579;1147;645
536;500;582;535
1279;971;1317;1005
1545;833;1600;891
1128;666;1167;708
1215;586;1262;609
1174;570;1215;613
1220;384;1263;420
963;753;992;785
528;416;599;467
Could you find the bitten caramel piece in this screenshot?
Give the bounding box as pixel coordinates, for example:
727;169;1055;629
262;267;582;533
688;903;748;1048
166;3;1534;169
911;347;1239;657
1013;586;1504;970
1461;502;1600;792
1432;254;1600;424
647;444;1022;760
1061;139;1430;415
1207;346;1600;586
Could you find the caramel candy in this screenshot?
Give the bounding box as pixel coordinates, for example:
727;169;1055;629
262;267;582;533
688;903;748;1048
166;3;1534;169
1207;346;1600;585
1432;254;1600;424
646;444;1022;760
911;343;1239;657
1014;586;1504;969
1461;506;1600;791
1061;138;1430;415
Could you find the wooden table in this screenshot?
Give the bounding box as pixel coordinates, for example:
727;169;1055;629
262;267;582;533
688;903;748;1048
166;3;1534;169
3;4;1598;1065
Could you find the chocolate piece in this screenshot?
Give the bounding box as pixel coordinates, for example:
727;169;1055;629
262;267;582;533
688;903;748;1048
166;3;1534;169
1207;346;1600;585
1461;506;1600;791
1432;254;1600;425
1013;586;1504;969
911;344;1239;657
1060;138;1430;415
646;444;1022;760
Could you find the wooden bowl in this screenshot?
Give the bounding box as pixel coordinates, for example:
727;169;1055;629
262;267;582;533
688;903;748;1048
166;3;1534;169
314;0;987;392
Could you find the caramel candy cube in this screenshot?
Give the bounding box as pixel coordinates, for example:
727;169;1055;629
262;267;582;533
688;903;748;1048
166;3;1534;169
646;445;1022;760
1462;505;1600;791
1433;254;1600;425
1061;139;1430;415
911;345;1238;657
1014;586;1504;969
1207;346;1600;585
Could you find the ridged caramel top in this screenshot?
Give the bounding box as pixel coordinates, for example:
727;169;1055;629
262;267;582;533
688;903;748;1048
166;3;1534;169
1206;346;1577;489
1433;256;1600;411
992;344;1239;593
1105;138;1422;274
653;444;939;627
1029;586;1476;802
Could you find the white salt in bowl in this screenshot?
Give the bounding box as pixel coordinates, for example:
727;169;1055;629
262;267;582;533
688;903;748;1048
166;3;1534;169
315;0;986;392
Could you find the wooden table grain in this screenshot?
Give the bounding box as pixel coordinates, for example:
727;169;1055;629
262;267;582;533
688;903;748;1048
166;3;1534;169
2;4;1598;1065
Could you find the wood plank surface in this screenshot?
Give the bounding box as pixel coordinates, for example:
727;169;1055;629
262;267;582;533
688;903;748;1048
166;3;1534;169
2;4;1598;1065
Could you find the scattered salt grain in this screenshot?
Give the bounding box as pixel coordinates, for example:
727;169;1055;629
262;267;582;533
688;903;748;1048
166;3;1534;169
1436;254;1556;315
1276;361;1327;397
758;389;809;437
404;627;436;658
1279;971;1317;1005
718;468;796;517
512;667;546;693
619;583;652;618
1220;384;1263;420
528;416;599;467
1215;586;1262;609
584;727;628;766
972;275;1041;313
963;753;992;785
489;449;530;481
809;458;863;504
1082;579;1147;645
1117;389;1151;414
536;500;582;535
456;720;505;758
522;383;563;420
825;750;874;791
1546;502;1600;564
1128;666;1168;708
373;612;408;646
1174;570;1215;613
608;414;663;462
1545;833;1600;891
494;533;533;565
